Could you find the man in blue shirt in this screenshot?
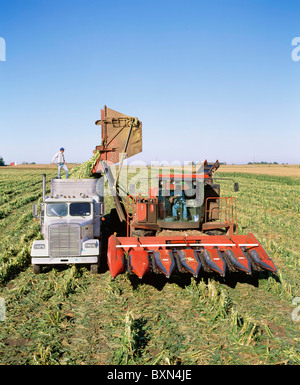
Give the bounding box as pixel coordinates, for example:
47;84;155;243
170;182;187;220
52;148;69;179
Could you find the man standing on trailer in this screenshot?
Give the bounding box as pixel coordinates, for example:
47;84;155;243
52;147;69;179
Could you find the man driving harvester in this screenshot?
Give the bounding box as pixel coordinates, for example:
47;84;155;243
51;147;69;179
170;181;187;220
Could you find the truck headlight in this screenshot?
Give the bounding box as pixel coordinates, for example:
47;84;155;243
34;243;46;249
85;242;97;248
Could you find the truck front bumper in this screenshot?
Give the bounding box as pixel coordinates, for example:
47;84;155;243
31;256;98;265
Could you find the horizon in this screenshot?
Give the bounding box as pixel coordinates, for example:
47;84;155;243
2;160;298;166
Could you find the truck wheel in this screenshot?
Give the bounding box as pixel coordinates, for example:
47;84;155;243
90;264;99;274
33;264;42;274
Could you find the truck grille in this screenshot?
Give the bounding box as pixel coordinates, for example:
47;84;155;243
49;223;80;257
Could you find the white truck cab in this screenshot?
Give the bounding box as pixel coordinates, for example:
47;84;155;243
31;177;104;274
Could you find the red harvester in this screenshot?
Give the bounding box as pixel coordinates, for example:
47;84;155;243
92;106;277;280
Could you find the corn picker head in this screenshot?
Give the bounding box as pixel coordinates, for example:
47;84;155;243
107;232;277;280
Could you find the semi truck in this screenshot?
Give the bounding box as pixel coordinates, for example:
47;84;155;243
31;175;104;273
30;106;142;274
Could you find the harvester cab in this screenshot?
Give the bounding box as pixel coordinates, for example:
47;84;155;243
127;160;233;237
157;174;204;226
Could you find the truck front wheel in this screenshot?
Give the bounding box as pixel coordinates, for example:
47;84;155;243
33;264;42;274
90;264;99;274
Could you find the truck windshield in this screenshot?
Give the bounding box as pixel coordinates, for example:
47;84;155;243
46;203;68;217
70;202;91;217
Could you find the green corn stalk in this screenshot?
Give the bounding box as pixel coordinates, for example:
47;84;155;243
69;151;100;179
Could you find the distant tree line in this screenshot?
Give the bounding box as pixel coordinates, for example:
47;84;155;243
248;161;281;165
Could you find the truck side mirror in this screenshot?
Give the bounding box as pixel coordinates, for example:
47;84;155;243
234;182;239;192
32;204;38;218
100;202;105;216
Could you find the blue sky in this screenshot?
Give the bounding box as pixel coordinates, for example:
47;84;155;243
0;0;299;165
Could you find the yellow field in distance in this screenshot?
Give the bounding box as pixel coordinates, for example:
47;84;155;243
217;164;300;178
